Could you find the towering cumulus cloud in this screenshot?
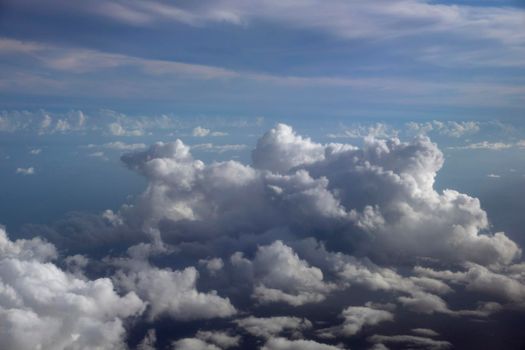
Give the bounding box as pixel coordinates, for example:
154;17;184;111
122;123;519;265
2;124;524;349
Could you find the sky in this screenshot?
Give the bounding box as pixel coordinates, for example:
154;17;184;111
1;1;525;350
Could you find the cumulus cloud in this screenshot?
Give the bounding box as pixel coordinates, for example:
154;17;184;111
113;258;236;321
172;338;221;350
261;337;346;350
5;122;524;348
199;257;224;275
317;306;394;338
415;263;525;305
0;227;145;350
195;331;240;349
120;123;520;266
232;241;337;306
235;316;312;339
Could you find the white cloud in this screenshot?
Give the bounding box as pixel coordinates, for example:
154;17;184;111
252;123;326;173
235;316;312;338
317;306;394;338
261;337;347;350
9;122;519;348
199;257;224;275
120;123;520;268
415;263;525;305
368;334;452;350
232;241;337;306
195;330;240;349
172;338;221;350
108;122;144;137
407;121;480;138
100;141;147;151
192;126;227;137
113;259;236;320
0;227;145;350
15;167;34;175
191;143;247;153
193;126;211;137
452;141;513;150
412;328;440;337
29;148;41;155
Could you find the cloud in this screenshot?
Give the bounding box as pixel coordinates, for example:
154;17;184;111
193;126;211;137
261;337;346;350
191;143;247;153
172;338;222;350
4;122;525;348
252;123;326;173
234;316;312;339
327;123;397;139
113;258;236;321
195;331;240;349
171;330;240;350
0;227;145;350
199;257;224;275
136;329;157;350
415;263;525;305
232;241;337;306
412;328;439;337
122;123;519;266
451;141;513;150
192;126;228;137
99;141;147;151
29;148;41;155
15;167;35;175
407;121;480;138
368;334;452;350
317;306;394;338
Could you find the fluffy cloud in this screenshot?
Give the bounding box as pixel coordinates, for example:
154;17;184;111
232;241;337;306
171;331;240;350
113;258;236;320
121;123;519;266
172;338;221;350
195;330;240;349
261;337;346;350
5;122;524;348
415;263;525;305
317;306;394;338
0;227;145;350
235;316;312;338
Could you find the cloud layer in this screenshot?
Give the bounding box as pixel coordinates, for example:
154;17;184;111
2;123;524;349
